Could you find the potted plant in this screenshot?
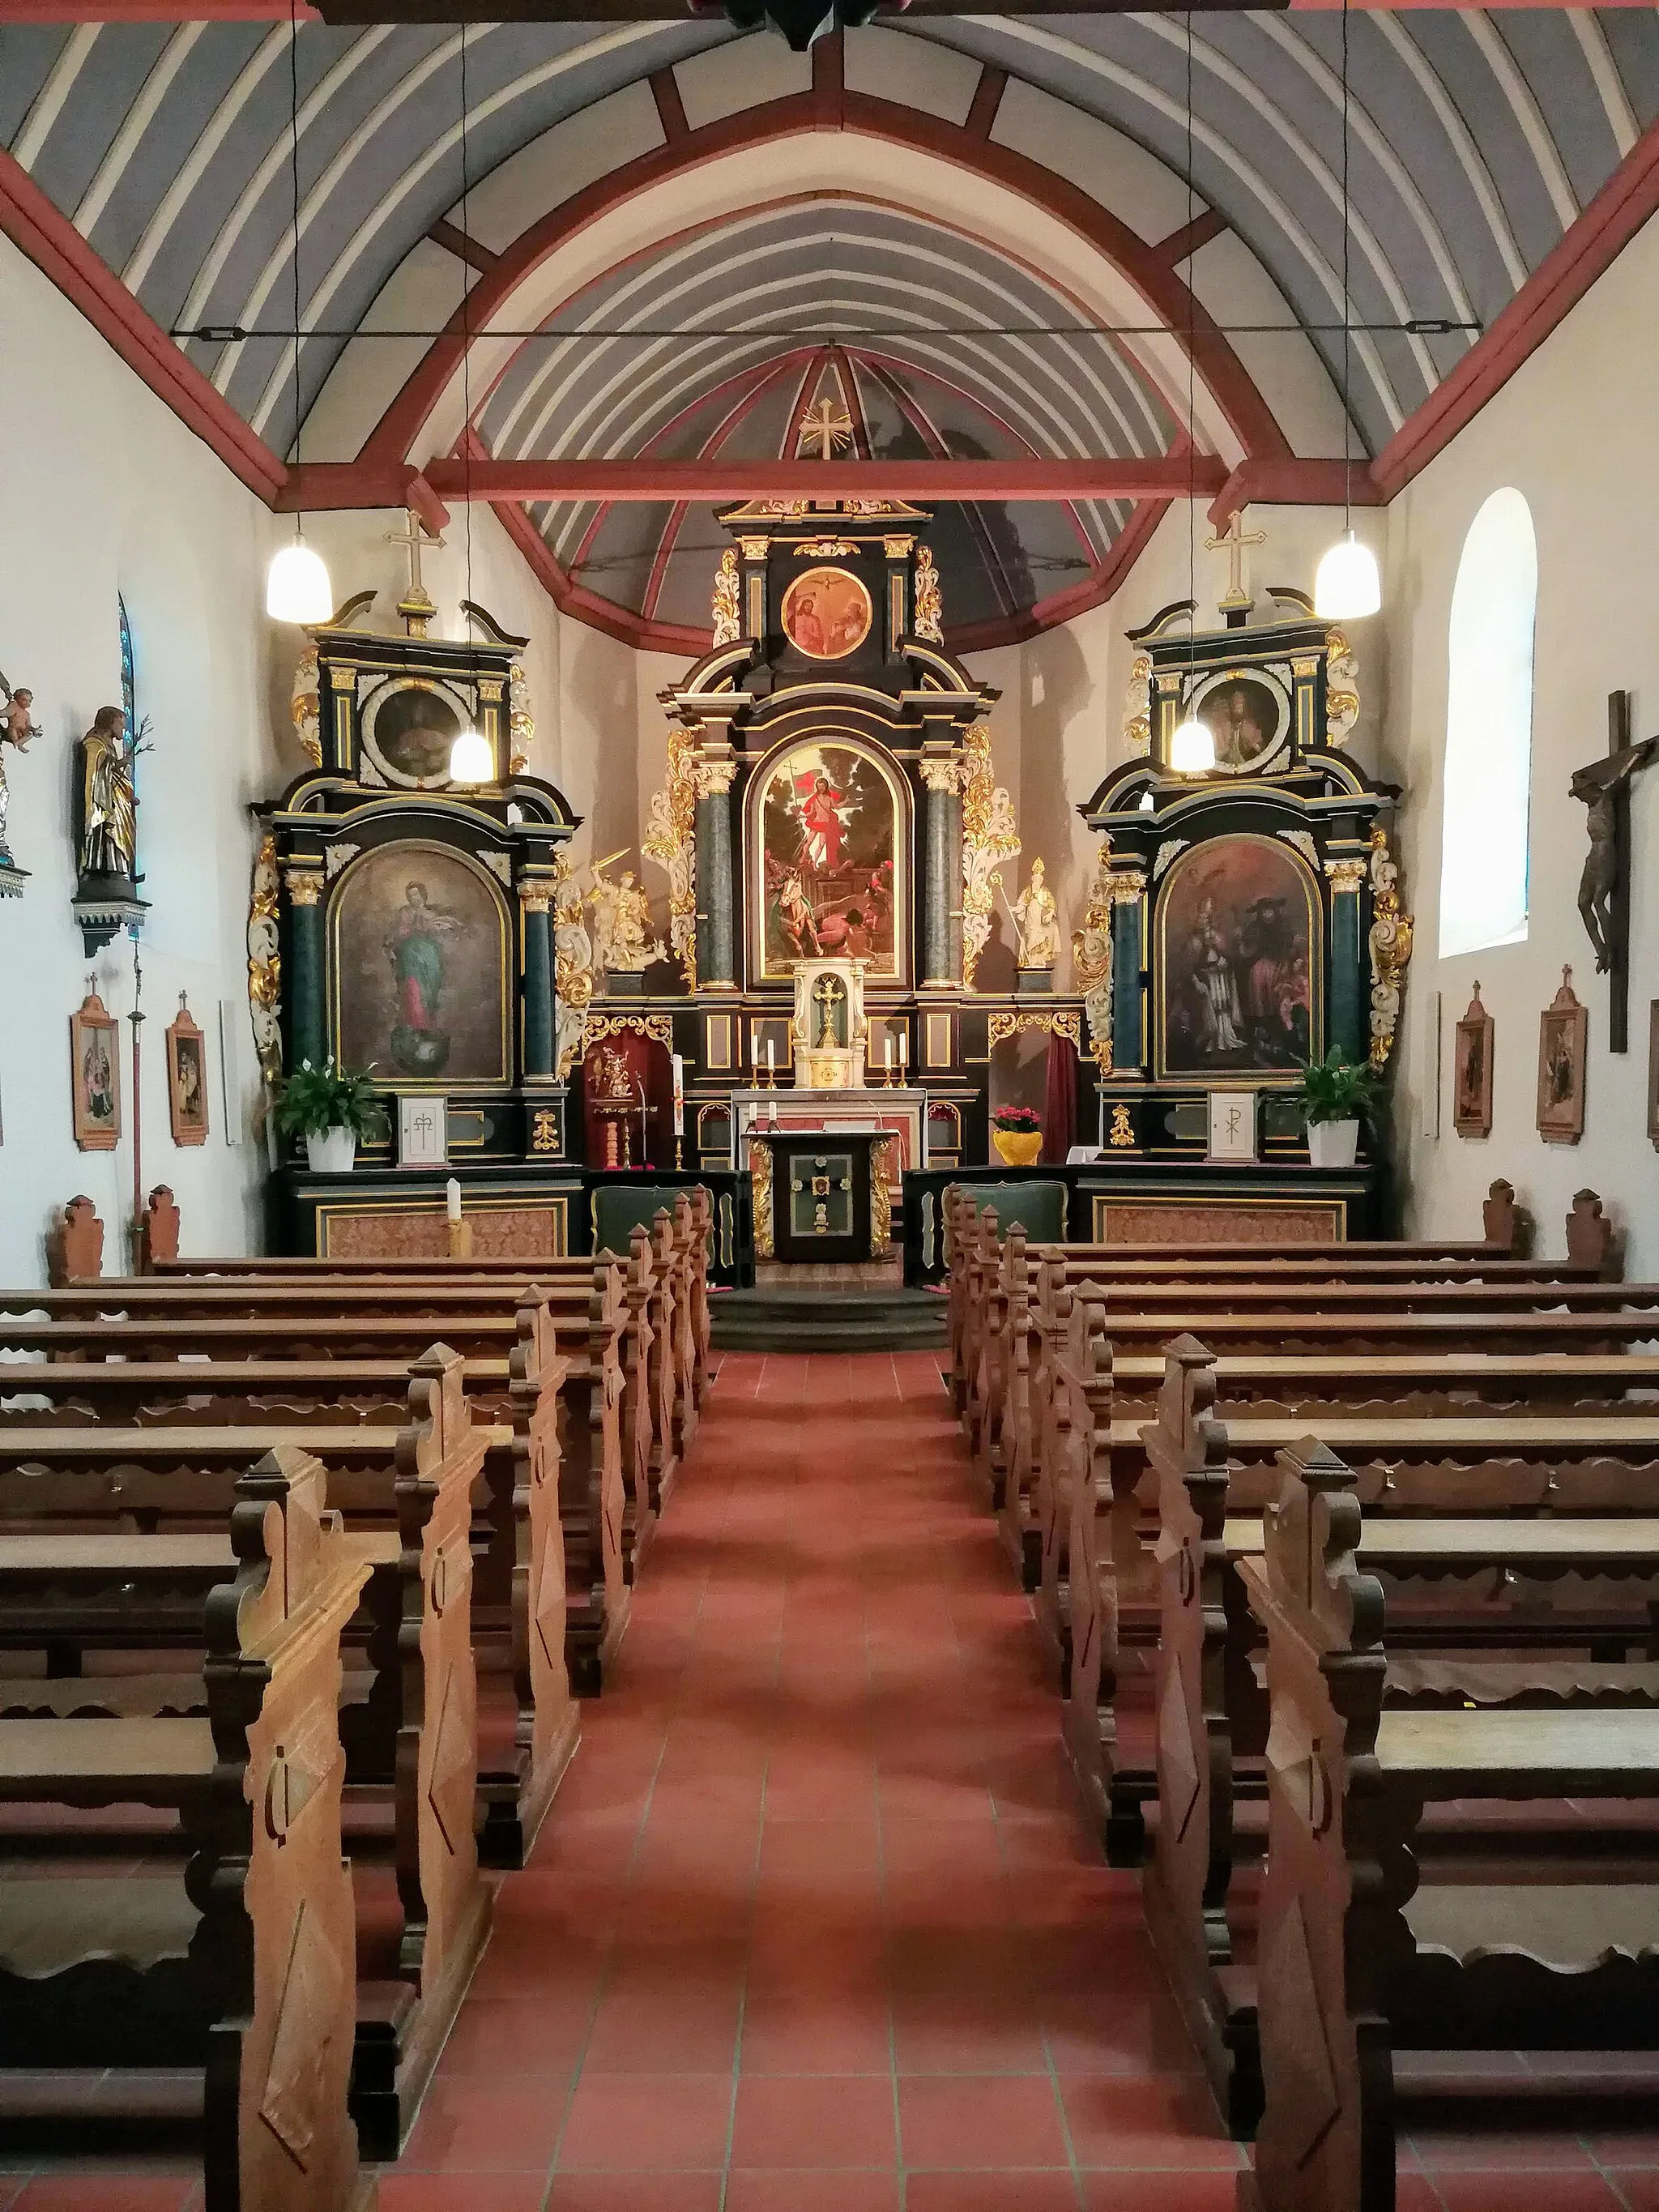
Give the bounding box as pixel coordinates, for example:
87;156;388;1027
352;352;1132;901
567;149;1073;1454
991;1104;1043;1168
274;1057;382;1175
1292;1049;1380;1169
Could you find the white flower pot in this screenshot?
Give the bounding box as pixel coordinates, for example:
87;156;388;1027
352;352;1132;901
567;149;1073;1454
1307;1117;1360;1169
305;1126;357;1176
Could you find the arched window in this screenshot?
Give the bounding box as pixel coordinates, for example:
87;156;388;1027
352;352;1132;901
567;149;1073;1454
1438;488;1537;959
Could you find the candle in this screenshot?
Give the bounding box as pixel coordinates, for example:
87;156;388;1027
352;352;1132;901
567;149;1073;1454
446;1177;462;1223
885;1036;893;1070
671;1053;684;1137
899;1033;908;1070
766;1038;774;1073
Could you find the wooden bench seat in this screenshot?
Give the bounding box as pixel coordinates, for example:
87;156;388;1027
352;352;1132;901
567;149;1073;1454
0;1279;632;1702
0;1445;373;2212
1240;1445;1659;2212
0;1349;494;2156
1063;1331;1659;1870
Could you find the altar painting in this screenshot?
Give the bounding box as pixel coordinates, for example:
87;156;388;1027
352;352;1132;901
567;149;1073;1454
753;740;904;981
332;843;509;1086
1157;835;1319;1078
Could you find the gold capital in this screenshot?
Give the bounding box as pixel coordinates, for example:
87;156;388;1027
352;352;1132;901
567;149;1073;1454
285;867;326;907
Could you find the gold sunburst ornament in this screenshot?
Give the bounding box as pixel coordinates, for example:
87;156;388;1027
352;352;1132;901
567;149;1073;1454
797;397;855;460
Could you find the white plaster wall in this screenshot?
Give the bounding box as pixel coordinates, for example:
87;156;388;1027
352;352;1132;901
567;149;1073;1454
0;229;279;1282
1383;210;1659;1271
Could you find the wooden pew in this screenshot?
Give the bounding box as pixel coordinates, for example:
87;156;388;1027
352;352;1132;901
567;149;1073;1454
0;1444;375;2212
0;1347;493;2154
0;1279;632;1700
1033;1334;1659;1694
150;1186;714;1463
973;1192;1624;1534
944;1178;1541;1428
1143;1373;1659;2133
1061;1334;1659;1869
1242;1441;1659;2212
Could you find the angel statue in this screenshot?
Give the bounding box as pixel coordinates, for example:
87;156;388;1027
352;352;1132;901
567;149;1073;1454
79;706;139;882
711;547;742;648
1008;857;1061;969
0;677;40;864
587;859;666;977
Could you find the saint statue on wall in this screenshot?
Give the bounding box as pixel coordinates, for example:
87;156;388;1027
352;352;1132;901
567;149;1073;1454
79;706;139;882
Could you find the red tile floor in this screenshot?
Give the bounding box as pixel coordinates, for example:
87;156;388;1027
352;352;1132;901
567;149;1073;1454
6;1349;1657;2210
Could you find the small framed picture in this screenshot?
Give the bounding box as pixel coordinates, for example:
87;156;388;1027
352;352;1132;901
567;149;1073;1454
166;994;210;1146
1452;983;1493;1139
1647;1001;1659;1150
70;987;121;1151
399;1092;448;1167
1536;966;1587;1146
1208;1089;1256;1162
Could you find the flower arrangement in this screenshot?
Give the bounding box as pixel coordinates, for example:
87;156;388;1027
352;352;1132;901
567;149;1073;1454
991;1104;1042;1133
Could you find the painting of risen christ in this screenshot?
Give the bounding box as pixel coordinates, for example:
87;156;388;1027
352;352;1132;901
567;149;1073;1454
753;739;904;982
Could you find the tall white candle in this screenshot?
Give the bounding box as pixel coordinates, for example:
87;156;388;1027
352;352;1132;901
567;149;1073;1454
766;1038;774;1073
885;1036;893;1070
671;1053;684;1137
898;1032;908;1070
446;1177;462;1223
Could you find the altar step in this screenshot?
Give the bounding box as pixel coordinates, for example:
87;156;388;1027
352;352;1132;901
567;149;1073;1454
711;1287;948;1355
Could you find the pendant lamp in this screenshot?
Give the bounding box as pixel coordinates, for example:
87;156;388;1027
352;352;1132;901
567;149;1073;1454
1170;714;1217;775
1315;0;1380;621
448;724;493;784
445;23;496;792
265;0;331;625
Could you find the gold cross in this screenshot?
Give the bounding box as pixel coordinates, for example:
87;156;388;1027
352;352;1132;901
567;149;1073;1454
812;971;845;1045
386;508;444;632
1205;510;1267;610
798;397;854;462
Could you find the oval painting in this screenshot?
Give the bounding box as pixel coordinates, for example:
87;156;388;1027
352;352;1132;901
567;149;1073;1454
331;843;510;1085
365;680;464;784
1157;834;1319;1077
1186;668;1290;775
781;566;872;660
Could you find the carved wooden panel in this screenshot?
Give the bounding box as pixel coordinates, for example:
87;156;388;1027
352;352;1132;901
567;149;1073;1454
321;1205;565;1261
1096;1201;1344;1246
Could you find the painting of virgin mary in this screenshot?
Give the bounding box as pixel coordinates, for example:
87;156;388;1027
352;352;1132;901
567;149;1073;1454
333;843;509;1084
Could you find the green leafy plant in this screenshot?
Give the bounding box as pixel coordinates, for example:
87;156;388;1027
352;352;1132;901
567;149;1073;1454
273;1057;383;1141
992;1104;1042;1133
1292;1049;1381;1129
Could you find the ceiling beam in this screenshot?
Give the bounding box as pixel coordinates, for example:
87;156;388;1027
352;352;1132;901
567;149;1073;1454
402;456;1233;503
1207;456;1383;527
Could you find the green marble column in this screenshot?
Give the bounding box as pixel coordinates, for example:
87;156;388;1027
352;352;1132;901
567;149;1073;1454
1325;856;1367;1062
1109;868;1146;1073
919;759;959;985
285;865;328;1070
520;882;555;1078
695;758;737;988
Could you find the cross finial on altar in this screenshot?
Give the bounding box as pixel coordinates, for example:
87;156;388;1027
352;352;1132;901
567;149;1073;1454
1205;510;1267;622
386;507;444;637
798;397;854;463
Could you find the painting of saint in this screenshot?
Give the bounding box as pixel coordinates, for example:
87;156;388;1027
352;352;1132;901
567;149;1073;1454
781;567;872;660
166;997;210;1146
753;741;903;980
334;844;508;1084
1158;836;1318;1076
1453;985;1493;1138
365;681;466;784
70;989;121;1151
1187;671;1290;774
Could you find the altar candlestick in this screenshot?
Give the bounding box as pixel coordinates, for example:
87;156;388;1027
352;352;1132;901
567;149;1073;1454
446;1177;462;1223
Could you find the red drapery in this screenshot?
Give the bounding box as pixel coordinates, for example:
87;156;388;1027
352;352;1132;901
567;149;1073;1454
1041;1031;1077;1164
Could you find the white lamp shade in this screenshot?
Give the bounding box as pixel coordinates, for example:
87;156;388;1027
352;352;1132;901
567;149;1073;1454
1137;788;1156;813
448;725;494;785
1314;530;1382;619
266;537;333;624
1169;715;1217;775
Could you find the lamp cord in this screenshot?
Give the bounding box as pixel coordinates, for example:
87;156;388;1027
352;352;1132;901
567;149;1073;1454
287;0;303;541
1184;8;1197;701
460;23;474;618
1341;0;1352;535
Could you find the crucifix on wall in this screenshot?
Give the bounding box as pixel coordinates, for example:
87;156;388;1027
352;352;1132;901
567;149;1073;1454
386;507;444;638
1571;687;1658;1053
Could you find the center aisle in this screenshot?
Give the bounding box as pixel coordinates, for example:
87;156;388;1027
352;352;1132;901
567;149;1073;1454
396;1349;1239;2211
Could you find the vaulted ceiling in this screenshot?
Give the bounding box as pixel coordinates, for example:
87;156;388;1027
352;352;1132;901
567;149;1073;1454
3;9;1654;647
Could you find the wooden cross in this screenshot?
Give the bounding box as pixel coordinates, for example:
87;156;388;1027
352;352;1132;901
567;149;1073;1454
1571;687;1659;1053
1205;510;1267;623
386;507;443;634
798;398;854;462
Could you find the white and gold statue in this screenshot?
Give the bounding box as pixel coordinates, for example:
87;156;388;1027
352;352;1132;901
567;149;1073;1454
1008;857;1060;968
587;857;666;978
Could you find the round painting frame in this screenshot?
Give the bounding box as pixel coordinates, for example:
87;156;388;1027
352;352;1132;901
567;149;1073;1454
780;566;872;661
360;675;476;790
1184;665;1293;777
